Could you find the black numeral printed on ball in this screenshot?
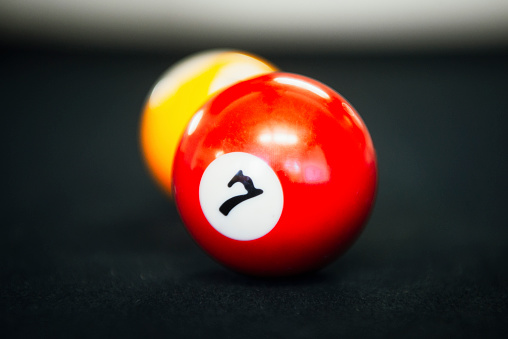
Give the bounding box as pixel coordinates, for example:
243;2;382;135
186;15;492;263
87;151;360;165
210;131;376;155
219;170;263;216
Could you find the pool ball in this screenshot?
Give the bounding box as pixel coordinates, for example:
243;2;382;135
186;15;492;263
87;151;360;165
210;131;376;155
172;72;377;276
140;50;277;196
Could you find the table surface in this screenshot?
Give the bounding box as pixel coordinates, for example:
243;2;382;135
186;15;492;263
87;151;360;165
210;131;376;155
2;46;508;338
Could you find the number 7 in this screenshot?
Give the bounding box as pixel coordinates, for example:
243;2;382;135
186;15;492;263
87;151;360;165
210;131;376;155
219;170;263;216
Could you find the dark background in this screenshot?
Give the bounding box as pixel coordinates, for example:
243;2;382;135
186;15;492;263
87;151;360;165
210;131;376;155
2;41;508;337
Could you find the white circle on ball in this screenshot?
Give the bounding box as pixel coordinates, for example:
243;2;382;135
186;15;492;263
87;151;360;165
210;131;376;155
199;152;284;241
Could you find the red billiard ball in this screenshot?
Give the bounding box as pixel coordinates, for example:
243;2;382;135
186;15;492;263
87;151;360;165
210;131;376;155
172;72;377;276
